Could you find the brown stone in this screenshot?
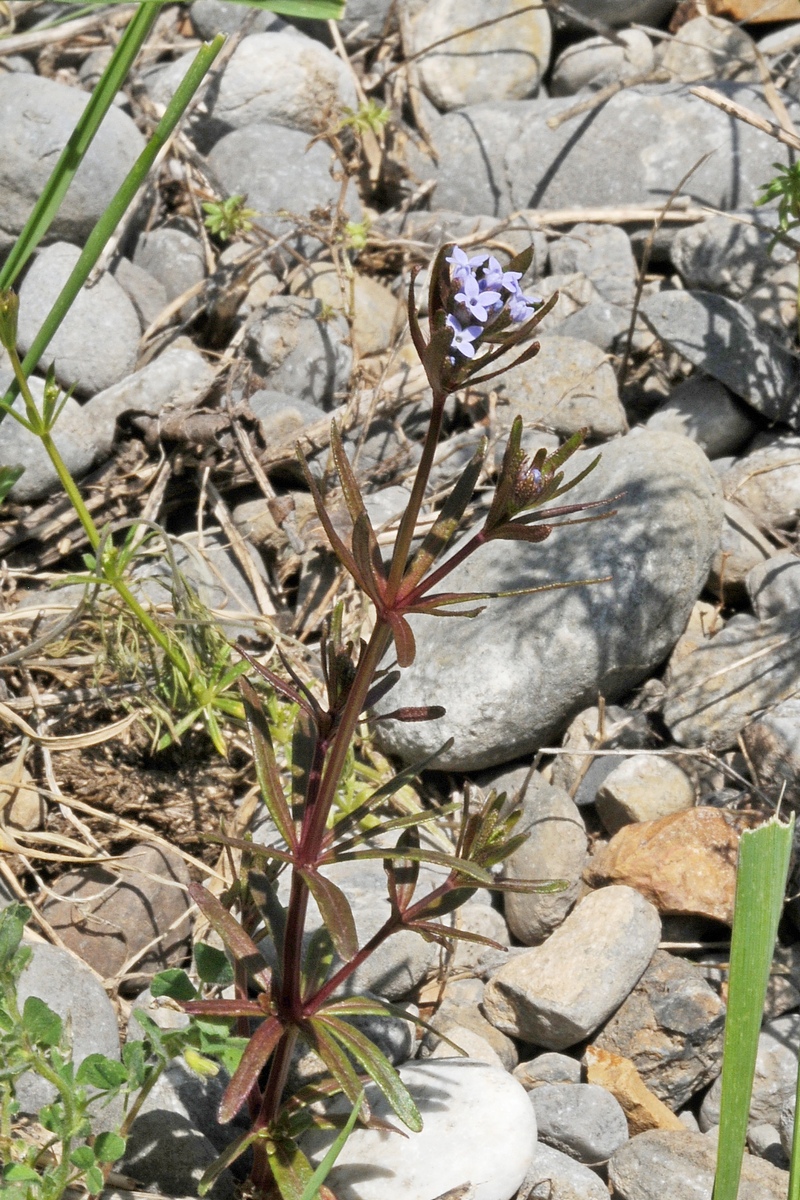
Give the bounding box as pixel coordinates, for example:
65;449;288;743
0;762;44;831
584;806;757;924
709;0;800;21
41;843;191;991
584;1046;685;1135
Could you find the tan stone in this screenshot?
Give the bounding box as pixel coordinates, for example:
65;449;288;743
0;762;44;831
665;600;720;678
584;807;759;924
584;1045;685;1135
289;262;402;358
709;0;800;20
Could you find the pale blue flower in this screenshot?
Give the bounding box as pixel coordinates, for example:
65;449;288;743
455;273;502;323
446;313;483;358
446;245;489;283
508;290;542;323
483;255;523;295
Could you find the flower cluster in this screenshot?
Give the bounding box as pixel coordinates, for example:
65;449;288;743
444;246;543;360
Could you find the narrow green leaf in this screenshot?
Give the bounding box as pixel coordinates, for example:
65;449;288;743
300;870;359;962
302;928;335;1000
241;676;297;850
297;449;361;581
2;34;224;416
75;1054;128;1090
787;1058;800;1200
300;1088;364;1200
384;828;419;914
197;1130;260;1197
330;422;368;526
0;904;30;970
318;1015;422;1132
0;465;23;504
329;742;455;844
305;1019;368;1113
22;996;62;1048
0;3;162;294
329;846;493;886
713;815;795;1200
150;968;197;1002
268;1137;316;1200
351;512;386;605
209;0;345;17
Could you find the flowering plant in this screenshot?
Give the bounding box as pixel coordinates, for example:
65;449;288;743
150;244;614;1199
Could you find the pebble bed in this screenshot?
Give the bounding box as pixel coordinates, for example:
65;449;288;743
4;1;800;1198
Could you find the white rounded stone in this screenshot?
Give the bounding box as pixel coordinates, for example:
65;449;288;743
304;1059;537;1200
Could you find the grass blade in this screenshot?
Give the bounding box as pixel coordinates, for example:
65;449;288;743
1;32;224;415
0;2;163;293
712;814;795;1200
788;1058;800;1200
300;1088;364;1200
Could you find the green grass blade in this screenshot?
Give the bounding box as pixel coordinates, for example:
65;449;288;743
0;2;163;292
0;33;224;419
300;1089;364;1200
788;1059;800;1200
712;814;795;1200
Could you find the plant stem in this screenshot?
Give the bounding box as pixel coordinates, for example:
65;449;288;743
385;392;447;600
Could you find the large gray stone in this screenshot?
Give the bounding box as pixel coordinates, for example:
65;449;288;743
548;223;636;308
190;0;284;37
486;334;628;440
303;1059;537;1200
208;123;362;257
639;290;800;428
147;32;356;148
664;612;800;749
594;950;725;1109
609;1129;789;1200
722;434;800;528
82;344;215;463
700;1014;800;1131
0;73;145;245
645;376;757;460
122;1112;236;1199
17;243;141;396
670;213;792;300
551;30;654;96
133;227;205;318
483;885;661;1050
409;0;551;112
374;430;722;772
15;943;121;1114
433;83;800;218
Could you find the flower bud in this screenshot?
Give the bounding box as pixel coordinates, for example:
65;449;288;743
0;290;19;353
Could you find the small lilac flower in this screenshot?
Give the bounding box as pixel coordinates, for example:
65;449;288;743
482;255;523;294
446;313;483;359
508;290;543;323
455;272;502;322
446;245;489;283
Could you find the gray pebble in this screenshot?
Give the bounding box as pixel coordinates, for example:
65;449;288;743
244;296;352;408
521;1142;609;1200
17;243;140;396
0;74;144;245
645;376;757;459
531;1082;628;1164
15;943;120;1114
514;1052;582;1091
483;885;660;1050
